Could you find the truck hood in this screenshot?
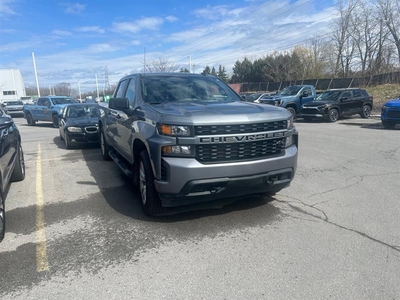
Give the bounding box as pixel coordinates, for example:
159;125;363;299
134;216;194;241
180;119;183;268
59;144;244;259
260;95;295;101
148;101;291;124
384;99;400;107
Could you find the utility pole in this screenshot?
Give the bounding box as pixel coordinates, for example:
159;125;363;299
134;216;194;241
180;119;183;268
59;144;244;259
32;52;41;96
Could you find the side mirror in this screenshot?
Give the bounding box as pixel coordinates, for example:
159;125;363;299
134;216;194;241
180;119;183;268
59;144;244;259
109;97;130;110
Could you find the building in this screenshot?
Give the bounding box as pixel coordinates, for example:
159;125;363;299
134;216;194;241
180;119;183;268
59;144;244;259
0;69;26;103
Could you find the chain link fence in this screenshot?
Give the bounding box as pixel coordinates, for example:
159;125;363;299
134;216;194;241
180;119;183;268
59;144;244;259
235;71;400;93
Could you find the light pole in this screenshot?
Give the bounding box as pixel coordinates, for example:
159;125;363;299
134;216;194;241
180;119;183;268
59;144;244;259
188;56;192;73
95;72;99;100
32;52;41;96
78;80;82;101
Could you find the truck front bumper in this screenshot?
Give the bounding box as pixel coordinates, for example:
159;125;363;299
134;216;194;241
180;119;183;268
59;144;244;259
154;144;298;207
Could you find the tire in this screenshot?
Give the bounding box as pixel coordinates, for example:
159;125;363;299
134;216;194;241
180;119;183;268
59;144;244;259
59;129;64;141
26;113;35;126
0;193;5;242
360;105;371;118
286;107;296;117
52;114;59;128
100;129;111;160
382;121;396;129
64;134;72;149
327;108;339;122
11;144;25;182
138;150;163;215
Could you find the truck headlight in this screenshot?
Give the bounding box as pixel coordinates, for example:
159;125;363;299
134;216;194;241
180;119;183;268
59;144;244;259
162;145;194;157
287;117;294;129
67;127;82;133
159;124;192;136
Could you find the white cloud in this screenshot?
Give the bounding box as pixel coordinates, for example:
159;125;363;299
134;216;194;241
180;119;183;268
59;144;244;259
77;26;106;34
62;2;86;15
0;0;16;16
52;30;73;36
193;5;245;20
165;15;178;22
112;17;164;34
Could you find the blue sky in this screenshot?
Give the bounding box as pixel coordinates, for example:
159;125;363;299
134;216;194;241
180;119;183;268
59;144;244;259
0;0;337;93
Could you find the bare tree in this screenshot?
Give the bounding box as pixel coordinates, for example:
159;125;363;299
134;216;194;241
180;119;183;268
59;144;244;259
141;57;179;73
331;0;359;77
376;0;400;68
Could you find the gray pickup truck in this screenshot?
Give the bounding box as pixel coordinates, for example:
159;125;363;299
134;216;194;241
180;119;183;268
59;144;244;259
98;73;298;215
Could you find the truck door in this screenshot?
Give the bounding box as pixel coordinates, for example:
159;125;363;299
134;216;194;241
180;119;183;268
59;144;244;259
299;86;315;106
107;79;129;155
33;98;50;120
114;78;138;161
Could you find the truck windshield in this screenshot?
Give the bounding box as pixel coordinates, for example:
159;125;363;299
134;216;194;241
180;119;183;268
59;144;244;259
277;86;301;96
140;76;238;104
51;97;76;105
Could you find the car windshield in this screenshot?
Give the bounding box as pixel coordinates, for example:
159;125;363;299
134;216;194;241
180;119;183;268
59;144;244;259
66;105;99;118
51;97;76;105
140;76;239;104
277;86;301;96
316;91;341;101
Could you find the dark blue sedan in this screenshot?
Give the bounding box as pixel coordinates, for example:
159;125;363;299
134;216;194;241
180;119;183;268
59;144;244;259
58;104;100;149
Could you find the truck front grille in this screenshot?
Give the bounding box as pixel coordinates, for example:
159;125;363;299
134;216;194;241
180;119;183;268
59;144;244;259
387;110;400;118
196;138;286;163
195;121;286;135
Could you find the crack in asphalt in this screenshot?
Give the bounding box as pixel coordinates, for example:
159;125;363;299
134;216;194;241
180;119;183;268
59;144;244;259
275;197;400;253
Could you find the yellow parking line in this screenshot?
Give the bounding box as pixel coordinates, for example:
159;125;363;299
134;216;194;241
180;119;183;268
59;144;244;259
36;144;49;272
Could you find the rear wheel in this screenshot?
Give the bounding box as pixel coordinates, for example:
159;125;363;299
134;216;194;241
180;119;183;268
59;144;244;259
327;109;339;122
360;105;371;118
11;144;25;182
100;129;111;160
26;113;35;126
382;121;396;129
139;150;163;216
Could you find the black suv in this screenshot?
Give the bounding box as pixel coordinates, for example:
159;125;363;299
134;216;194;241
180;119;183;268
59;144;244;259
0;108;25;242
299;88;373;122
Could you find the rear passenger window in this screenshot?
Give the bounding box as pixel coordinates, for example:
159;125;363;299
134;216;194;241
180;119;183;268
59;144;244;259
353;90;362;97
115;80;129;98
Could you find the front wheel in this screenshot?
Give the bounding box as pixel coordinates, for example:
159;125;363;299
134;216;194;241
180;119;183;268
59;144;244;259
327;109;339;122
360;105;371;118
64;135;72;149
52;115;59;128
11;144;25;182
0;193;5;242
100;130;111;160
139;150;163;216
286;107;296;117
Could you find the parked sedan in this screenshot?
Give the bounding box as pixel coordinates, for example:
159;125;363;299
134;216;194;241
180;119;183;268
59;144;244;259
381;97;400;129
58;104;100;149
0;108;25;242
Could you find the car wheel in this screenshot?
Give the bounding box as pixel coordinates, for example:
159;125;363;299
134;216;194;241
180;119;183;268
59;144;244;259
11;144;25;182
26;113;35;126
52;115;59;128
382;121;396;129
100;129;111;160
64;135;72;149
139;150;163;216
0;193;5;242
286;107;296;116
327;109;339;122
360;105;371;118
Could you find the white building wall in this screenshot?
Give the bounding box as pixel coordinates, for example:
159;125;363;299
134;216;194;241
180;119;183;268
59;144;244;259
0;69;26;103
